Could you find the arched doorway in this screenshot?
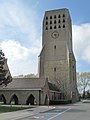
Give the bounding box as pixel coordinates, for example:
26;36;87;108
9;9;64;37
26;94;35;105
10;94;18;105
0;94;6;104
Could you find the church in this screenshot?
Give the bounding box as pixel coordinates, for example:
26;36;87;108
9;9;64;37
0;8;79;105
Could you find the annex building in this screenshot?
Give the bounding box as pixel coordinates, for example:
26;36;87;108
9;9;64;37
0;8;79;105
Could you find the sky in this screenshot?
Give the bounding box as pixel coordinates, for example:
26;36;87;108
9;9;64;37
0;0;90;76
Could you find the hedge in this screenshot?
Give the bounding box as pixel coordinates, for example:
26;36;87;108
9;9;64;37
49;100;72;105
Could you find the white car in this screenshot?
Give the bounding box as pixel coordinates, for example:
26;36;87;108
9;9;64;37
81;99;90;103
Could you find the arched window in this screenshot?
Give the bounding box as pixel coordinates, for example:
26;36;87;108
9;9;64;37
54;15;56;19
50;21;52;24
50;26;52;29
26;94;35;105
63;25;65;28
58;25;61;28
54;20;57;24
58;20;61;23
63;14;65;17
63;19;65;23
46;16;48;20
10;94;18;105
46;27;48;30
50;16;52;19
0;94;6;104
54;26;56;29
58;14;61;18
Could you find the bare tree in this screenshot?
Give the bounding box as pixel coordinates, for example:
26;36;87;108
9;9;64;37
56;78;68;99
55;71;69;99
77;72;90;98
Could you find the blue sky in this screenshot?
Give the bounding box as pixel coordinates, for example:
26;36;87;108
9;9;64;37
0;0;90;76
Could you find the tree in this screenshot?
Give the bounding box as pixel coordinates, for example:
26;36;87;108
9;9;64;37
0;50;12;86
77;72;90;98
24;74;37;78
86;90;90;98
14;73;38;78
55;71;69;99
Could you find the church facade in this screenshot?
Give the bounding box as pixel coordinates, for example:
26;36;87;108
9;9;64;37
0;8;79;105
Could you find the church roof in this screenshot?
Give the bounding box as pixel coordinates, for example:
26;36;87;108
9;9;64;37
1;77;60;92
2;78;46;90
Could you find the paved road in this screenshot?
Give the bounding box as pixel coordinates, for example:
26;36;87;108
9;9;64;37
0;102;90;120
16;107;70;120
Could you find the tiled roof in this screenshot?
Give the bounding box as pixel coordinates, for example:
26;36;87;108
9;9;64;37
1;77;60;92
2;78;46;90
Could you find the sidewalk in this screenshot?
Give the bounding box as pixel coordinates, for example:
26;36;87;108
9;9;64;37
0;106;55;120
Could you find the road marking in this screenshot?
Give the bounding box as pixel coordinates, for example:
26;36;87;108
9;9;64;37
47;108;71;120
29;115;44;119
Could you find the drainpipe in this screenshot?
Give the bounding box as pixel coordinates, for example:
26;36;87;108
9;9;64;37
39;90;41;105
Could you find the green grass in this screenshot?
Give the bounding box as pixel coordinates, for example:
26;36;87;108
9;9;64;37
0;105;29;113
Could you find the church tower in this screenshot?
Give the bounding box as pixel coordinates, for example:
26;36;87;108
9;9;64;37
39;8;78;102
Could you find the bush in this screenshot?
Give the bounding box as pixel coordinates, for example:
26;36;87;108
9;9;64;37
49;100;72;105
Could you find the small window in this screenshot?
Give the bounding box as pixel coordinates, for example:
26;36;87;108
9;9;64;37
46;27;48;30
63;14;65;17
50;16;52;19
50;26;52;29
46;77;48;81
50;21;52;24
58;94;61;100
63;19;65;23
54;45;56;49
54;15;56;19
58;14;61;18
46;21;48;25
52;95;54;100
63;25;65;28
58;25;61;28
54;26;56;29
54;68;56;72
58;20;61;23
58;95;60;100
46;16;48;20
54;20;56;24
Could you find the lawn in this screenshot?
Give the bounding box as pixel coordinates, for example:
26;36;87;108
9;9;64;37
0;105;29;113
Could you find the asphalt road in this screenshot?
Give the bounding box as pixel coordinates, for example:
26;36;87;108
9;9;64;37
0;102;90;120
16;108;70;120
15;102;90;120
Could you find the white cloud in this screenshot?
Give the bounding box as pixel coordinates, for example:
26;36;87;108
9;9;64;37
0;39;40;76
72;23;90;63
0;1;41;76
0;1;40;42
82;46;90;62
0;40;29;61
